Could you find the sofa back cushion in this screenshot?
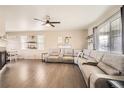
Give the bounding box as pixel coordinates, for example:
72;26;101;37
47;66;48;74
63;49;74;56
49;49;60;56
97;62;120;75
74;49;82;57
83;49;91;59
102;53;124;75
89;51;104;62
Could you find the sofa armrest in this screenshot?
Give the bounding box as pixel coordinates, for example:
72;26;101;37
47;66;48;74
77;52;83;57
90;73;124;88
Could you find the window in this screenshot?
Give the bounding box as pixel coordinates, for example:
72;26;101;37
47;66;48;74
37;35;44;50
110;18;122;53
98;22;110;51
20;35;44;50
94;12;122;53
20;36;27;49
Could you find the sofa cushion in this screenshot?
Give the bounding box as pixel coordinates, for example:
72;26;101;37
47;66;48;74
77;57;87;70
83;49;91;59
50;53;59;56
83;59;98;66
78;57;87;65
63;56;74;63
80;65;105;86
83;55;90;59
74;49;82;57
47;56;62;62
97;62;120;75
49;49;60;56
89;50;104;62
102;53;124;75
63;49;74;56
83;49;90;55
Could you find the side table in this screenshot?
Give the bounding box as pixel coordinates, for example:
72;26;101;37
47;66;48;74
41;52;48;62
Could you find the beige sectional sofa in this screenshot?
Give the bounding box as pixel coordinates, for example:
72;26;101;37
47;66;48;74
76;49;124;88
45;48;77;63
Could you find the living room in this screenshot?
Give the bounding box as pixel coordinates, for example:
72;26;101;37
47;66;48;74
0;4;124;89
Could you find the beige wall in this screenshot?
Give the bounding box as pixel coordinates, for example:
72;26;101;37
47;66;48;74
7;30;88;59
88;5;121;50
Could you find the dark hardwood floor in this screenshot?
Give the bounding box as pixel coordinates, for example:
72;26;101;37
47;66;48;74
0;60;86;88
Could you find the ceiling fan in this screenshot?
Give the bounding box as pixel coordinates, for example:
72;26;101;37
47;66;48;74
34;15;60;27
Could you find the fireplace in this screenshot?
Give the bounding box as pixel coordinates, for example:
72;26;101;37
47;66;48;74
0;47;6;70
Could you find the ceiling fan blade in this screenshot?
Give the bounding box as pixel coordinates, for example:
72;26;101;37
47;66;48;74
50;23;55;27
33;18;45;22
34;18;42;21
50;22;60;24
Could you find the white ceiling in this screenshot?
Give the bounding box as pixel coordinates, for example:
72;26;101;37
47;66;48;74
0;5;119;32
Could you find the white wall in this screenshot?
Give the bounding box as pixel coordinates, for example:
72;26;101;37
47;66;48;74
7;30;88;59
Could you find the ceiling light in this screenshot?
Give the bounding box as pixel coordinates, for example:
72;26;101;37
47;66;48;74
45;24;51;27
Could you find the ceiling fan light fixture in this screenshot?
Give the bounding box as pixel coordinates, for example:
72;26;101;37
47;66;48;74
34;15;60;27
45;23;51;27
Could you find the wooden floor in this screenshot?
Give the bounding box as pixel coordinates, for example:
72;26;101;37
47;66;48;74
0;60;86;88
